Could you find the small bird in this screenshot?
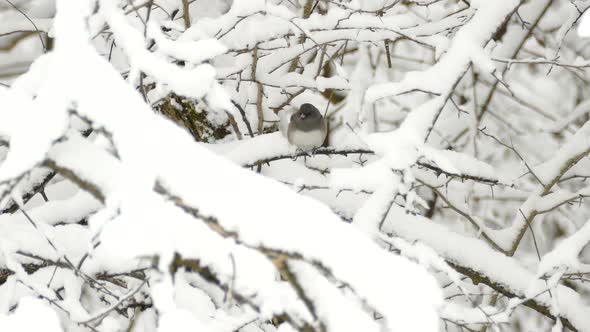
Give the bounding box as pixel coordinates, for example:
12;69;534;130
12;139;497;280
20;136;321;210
287;103;327;151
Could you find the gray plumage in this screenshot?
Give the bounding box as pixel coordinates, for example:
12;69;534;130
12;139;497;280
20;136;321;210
287;103;327;150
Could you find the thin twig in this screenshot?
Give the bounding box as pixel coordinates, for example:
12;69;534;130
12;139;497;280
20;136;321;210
77;278;149;324
5;0;46;52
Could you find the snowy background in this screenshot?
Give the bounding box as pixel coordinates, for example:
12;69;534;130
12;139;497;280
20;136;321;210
1;0;590;331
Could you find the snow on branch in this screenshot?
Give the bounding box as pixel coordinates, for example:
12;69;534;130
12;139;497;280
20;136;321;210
3;0;590;332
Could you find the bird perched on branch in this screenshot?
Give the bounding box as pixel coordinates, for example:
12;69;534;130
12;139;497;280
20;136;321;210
287;103;327;151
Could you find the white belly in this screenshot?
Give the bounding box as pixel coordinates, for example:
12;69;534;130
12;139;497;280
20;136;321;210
289;129;325;150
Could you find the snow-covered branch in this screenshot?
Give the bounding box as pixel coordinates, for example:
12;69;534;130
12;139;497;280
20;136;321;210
3;0;590;332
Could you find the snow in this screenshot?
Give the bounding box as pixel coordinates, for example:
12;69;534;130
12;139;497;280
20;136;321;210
0;88;67;182
289;260;381;332
2;0;590;331
315;75;349;92
421;146;507;183
155;132;443;331
538;219;590;276
381;205;590;332
0;17;53;36
150;23;228;64
578;6;590;37
100;0;216;99
364;0;519;113
7;2;442;331
0;297;62;332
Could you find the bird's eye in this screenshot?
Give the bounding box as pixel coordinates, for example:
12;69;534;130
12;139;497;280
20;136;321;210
300;113;306;119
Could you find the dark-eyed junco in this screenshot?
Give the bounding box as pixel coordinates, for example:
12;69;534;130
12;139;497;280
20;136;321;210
287;103;327;151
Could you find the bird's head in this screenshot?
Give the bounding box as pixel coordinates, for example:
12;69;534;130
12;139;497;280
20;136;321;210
299;103;320;120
